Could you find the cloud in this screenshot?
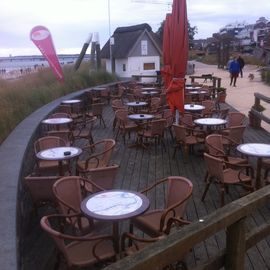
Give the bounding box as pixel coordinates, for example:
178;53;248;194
0;0;270;56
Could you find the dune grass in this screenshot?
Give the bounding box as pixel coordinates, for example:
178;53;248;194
0;63;118;144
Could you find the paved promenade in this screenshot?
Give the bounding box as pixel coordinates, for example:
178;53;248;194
190;61;270;132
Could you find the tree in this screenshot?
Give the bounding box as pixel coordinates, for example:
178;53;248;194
156;20;197;47
188;21;198;48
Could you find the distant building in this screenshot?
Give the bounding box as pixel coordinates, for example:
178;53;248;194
0;54;89;72
219;22;247;37
100;23;162;83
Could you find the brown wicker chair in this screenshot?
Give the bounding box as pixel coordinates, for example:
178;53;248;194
221;125;246;154
137;118;167;150
220;111;246;136
72;116;96;146
202;153;254;206
34;136;70;175
115;109;137;143
205;134;248;167
120;232;188;269
40;213;116;269
53;176;104;230
24;174;61;212
87;164;119;192
172;124;205;162
111;99;127;131
86;103;106;127
76;139;116;176
130;176;193;237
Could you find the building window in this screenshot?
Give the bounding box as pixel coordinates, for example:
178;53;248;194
143;63;155;70
141;40;148;55
123;64;126;71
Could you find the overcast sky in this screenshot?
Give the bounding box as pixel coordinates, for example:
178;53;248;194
0;0;269;57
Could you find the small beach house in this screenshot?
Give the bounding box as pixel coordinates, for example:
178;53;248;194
100;23;162;83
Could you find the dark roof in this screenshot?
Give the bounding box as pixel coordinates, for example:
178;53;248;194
100;23;161;59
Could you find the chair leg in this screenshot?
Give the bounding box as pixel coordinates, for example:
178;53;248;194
201;181;211;202
115;127;120;141
161;137;166;151
101;116;106;128
183;145;189;163
113;117;117;131
220;185;225;207
173;145;178;158
168;127;174;141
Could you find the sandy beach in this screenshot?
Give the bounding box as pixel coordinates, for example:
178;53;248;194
189;61;270;132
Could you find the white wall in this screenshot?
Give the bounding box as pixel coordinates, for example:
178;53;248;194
105;59;112;73
114;58;128;77
127;56;160;83
106;56;161;83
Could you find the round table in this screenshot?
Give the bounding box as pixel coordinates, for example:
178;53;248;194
189;91;207;95
237;143;270;189
186;86;201;91
36;146;82;175
81;190;150;252
128;114;154;148
126;101;148;113
141;91;158;95
141;87;157;91
194;118;227;133
126;101;148;107
184;104;205;112
128;114;154;121
41;117;73;131
62;99;82;104
194;118;227;126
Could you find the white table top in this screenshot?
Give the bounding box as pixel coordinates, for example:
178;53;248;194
189;91;207;95
184;104;205;111
62;99;81;104
36;146;82;161
141;87;157;91
126;101;148;106
237;143;270;157
42;117;73;125
128;114;154;121
194;118;227;126
141;91;158;95
186;86;201;90
81;190;150;220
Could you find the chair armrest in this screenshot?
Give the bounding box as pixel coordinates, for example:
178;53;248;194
164;217;191;234
140;177;168;194
121;232;164;254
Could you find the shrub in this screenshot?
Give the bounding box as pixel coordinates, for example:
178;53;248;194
0;63;118;143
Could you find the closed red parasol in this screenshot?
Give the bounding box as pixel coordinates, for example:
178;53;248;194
165;0;189;114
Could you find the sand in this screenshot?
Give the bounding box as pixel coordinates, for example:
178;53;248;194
188;61;270;132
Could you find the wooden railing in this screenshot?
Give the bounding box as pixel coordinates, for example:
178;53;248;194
249;92;270;128
189;75;222;88
104;185;270;270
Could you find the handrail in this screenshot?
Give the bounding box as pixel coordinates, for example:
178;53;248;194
249;92;270;128
189;75;222;88
104;185;270;270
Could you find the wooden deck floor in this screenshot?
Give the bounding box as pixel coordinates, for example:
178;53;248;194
22;101;270;270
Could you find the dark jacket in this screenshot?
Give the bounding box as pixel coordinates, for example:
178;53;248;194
237;57;245;69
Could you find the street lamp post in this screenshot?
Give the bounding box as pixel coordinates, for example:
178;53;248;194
108;0;114;73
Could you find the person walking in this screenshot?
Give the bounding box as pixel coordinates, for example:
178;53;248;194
237;55;245;78
229;57;240;87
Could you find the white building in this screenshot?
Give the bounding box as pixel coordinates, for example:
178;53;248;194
100;23;162;83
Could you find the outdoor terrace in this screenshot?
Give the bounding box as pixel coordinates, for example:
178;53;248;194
21;96;270;270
